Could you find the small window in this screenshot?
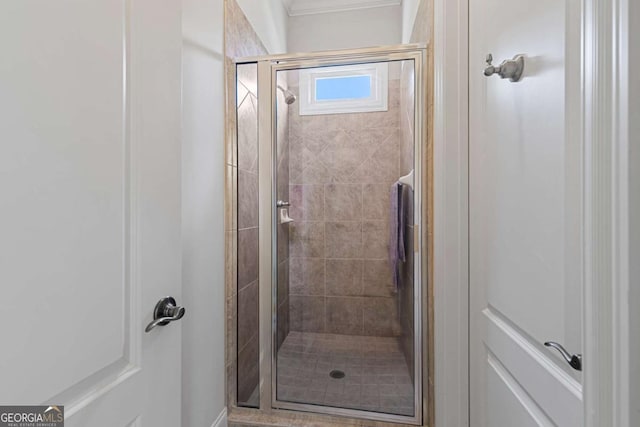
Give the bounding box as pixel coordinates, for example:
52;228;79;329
299;63;388;115
316;75;371;100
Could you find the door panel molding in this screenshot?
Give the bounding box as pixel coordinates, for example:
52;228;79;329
49;0;144;417
487;354;553;427
484;308;582;425
1;0;141;412
63;371;142;427
0;0;182;423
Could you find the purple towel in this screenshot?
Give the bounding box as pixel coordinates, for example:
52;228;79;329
389;182;406;291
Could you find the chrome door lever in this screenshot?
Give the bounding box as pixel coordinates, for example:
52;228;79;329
544;341;582;371
484;53;525;82
145;296;185;333
276;200;290;208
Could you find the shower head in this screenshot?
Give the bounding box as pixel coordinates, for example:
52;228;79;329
277;85;297;105
284;93;296;104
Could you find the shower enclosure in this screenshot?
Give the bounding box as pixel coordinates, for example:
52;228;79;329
234;45;427;425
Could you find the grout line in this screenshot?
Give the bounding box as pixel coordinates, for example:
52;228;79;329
237;326;259;355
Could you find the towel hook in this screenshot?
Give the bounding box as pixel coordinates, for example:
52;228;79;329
398;170;414;190
484;53;525;82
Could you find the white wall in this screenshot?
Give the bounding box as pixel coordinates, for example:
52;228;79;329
236;0;289;53
287;6;402;53
181;0;226;426
401;0;421;42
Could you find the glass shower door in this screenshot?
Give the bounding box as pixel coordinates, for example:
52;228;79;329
272;55;422;422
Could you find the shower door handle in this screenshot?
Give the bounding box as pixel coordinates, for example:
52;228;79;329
145;296;186;333
276;200;290;208
544;341;582;371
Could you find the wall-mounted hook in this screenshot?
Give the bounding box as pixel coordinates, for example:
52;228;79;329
484;53;525;82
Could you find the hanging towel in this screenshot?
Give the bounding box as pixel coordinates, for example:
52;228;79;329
389;181;406;291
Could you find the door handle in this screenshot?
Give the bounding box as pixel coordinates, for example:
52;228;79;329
145;296;185;333
544;341;582;371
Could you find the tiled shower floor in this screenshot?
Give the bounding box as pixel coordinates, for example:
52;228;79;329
276;332;415;416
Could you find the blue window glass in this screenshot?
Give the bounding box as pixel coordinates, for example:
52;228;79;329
315;75;371;100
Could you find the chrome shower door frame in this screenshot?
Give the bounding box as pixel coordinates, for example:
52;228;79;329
253;44;427;426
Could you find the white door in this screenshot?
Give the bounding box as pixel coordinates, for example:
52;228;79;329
469;0;584;425
0;0;182;426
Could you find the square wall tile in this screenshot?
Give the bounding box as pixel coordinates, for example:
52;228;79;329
290;257;325;296
318;130;367;179
363;297;401;336
363;183;392;221
351;136;400;184
290;296;325;333
326;259;363;296
363;220;389;259
363;260;394;297
326;297;364;335
324;184;362;221
290;222;324;258
289;185;324;221
325;222;362;258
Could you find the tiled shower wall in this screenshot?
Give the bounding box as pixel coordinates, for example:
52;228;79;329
234;60;292;406
236;65;260;404
276;76;291;350
287;79;403;337
226;0;269;406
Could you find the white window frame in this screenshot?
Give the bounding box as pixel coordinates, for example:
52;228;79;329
298;63;388;115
